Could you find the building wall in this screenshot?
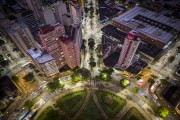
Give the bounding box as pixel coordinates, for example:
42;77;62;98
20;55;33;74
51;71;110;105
60;39;79;69
42;6;57;25
39;24;66;68
39;60;59;76
7;23;38;55
117;33;140;68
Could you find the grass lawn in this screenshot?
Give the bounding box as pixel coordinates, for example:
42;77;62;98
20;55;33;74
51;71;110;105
55;90;87;117
96;90;127;118
121;107;146;120
37;106;67;120
77;95;104;120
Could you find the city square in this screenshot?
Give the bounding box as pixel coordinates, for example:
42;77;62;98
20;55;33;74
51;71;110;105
0;0;180;120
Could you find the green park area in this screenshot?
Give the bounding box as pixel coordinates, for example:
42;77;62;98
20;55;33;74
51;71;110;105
55;90;87;117
77;95;104;120
96;90;127;118
121;107;145;120
37;106;67;120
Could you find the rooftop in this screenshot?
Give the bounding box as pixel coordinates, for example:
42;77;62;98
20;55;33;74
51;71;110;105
6;22;28;34
27;48;42;59
114;6;180;43
125;59;148;75
36;54;54;63
39;25;55;34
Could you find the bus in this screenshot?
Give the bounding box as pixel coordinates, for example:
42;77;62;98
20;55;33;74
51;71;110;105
23;110;38;120
18;110;31;120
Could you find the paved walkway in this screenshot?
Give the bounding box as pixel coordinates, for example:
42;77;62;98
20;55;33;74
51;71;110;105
92;90;109;119
72;89;91;120
115;102;132;120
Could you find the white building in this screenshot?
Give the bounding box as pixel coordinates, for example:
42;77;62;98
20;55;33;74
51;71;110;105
27;48;59;76
116;30;140;68
36;54;59;77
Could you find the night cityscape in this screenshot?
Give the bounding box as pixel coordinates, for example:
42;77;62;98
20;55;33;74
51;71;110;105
0;0;180;120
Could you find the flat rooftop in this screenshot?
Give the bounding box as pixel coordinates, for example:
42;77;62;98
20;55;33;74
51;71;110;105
27;48;42;59
114;6;180;43
36;54;54;64
126;59;148;75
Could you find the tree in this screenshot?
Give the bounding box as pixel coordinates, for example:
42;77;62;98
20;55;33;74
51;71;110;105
98;68;114;81
23;72;34;82
160;77;169;86
120;79;130;87
88;40;95;50
0;39;5;46
46;78;64;92
155;106;169;118
133;87;140;93
24;100;34;110
89;61;96;69
148;78;155;84
12;75;19;82
89;55;95;62
29;63;36;69
168;56;175;63
96;44;102;54
0;60;9;67
71;68;91;82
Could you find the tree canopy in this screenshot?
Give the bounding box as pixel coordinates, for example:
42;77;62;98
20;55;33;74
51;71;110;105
97;68;114;81
88;40;95;50
24;100;34;110
46;78;64;92
160;77;169;86
168;56;175;63
89;61;96;68
0;39;5;46
156;106;169;118
120;79;130;87
12;75;19;82
71;68;91;82
23;72;34;82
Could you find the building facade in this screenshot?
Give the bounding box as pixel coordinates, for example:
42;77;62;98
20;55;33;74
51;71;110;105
6;22;38;55
21;10;39;37
116;30;140;68
60;37;79;69
27;48;59;76
38;23;66;68
36;54;59;77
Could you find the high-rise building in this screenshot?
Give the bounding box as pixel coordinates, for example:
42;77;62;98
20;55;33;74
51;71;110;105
25;0;68;26
6;22;38;55
60;37;80;69
69;1;83;24
116;30;140;68
27;48;59;76
38;23;66;68
21;10;39;37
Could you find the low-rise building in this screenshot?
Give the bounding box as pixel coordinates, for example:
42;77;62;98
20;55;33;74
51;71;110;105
113;6;180;48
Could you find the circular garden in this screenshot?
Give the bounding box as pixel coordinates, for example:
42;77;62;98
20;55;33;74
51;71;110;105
37;89;146;120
